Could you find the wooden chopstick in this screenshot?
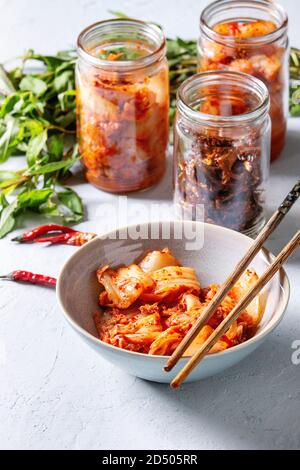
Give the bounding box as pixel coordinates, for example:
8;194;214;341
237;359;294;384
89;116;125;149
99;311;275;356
171;229;300;388
164;180;300;372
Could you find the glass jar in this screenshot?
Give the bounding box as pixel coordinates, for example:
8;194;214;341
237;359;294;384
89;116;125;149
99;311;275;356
174;71;271;237
198;0;288;162
76;19;169;193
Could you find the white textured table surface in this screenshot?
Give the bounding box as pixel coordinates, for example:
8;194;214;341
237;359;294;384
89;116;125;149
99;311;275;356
0;0;300;451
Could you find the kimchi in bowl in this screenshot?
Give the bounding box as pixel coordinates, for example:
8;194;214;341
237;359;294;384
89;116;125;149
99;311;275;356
57;221;289;384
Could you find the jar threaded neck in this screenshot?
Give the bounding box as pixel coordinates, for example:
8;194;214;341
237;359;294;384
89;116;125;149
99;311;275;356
200;0;288;46
77;19;166;71
177;71;270;127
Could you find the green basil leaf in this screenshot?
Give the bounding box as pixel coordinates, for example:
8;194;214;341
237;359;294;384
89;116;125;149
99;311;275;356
56;50;76;61
39;197;60;217
17;188;53;211
0;193;8;210
20;76;47;97
291;87;300;105
27;158;76;176
57;187;84;222
0;64;16;97
47;134;64;158
0;170;18;183
0;198;18;238
22;99;45;115
290;103;300;116
108;10;129;18
26;128;47;166
26;53;66;70
55;60;76;76
22;118;45;137
55;109;76;128
54;71;74;92
58;90;76;111
0;116;20;163
0;94;21;117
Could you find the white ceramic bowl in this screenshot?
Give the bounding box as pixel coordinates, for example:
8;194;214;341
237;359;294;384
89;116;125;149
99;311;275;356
57;221;290;384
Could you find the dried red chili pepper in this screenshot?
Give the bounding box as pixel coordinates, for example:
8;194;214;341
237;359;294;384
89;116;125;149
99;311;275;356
12;224;76;243
0;270;57;287
12;224;97;246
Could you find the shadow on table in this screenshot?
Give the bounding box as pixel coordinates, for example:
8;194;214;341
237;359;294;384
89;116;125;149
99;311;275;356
142;322;300;450
265;128;300;257
264;209;300;265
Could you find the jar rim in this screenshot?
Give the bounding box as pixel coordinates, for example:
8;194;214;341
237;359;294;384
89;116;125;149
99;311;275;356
77;18;166;70
200;0;288;46
177;71;270;126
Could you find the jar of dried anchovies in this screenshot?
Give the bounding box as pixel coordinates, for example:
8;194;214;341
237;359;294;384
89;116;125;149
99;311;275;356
173;71;270;236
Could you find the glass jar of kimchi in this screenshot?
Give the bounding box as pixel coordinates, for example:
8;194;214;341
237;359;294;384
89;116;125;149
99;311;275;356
76;19;169;193
198;0;288;161
174;71;271;237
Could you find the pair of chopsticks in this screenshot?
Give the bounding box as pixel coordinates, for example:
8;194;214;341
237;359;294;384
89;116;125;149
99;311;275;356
165;180;300;388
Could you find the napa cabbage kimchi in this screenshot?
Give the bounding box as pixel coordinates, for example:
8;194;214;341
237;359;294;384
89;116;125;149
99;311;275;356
94;248;261;356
